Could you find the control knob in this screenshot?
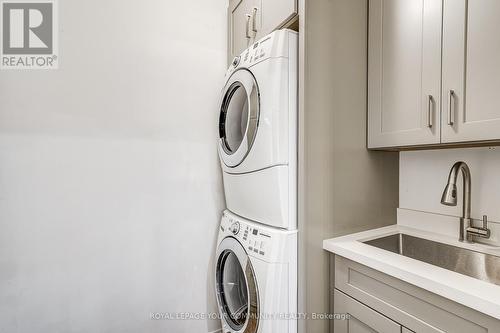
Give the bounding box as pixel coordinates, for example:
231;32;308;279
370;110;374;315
231;56;240;67
229;222;240;235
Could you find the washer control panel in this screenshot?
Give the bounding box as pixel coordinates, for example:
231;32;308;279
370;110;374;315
220;211;273;259
220;210;297;263
242;224;270;257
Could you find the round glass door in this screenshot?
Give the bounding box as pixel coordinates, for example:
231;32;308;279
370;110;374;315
218;69;259;168
222;83;249;154
218;250;249;329
215;238;259;332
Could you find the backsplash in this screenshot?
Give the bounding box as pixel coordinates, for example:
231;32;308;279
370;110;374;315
399;147;500;244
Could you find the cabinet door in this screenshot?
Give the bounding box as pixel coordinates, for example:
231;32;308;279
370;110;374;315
334;290;401;333
258;0;297;39
368;0;442;148
228;0;259;62
442;0;500;143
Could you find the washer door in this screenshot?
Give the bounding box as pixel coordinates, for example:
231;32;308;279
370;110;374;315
215;237;259;333
218;69;260;168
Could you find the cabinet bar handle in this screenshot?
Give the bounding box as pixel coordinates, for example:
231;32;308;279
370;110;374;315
427;95;433;128
245;14;252;39
448;90;455;126
251;7;258;33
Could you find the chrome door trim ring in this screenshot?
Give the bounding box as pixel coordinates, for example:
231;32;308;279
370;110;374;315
215;237;259;333
218;69;260;168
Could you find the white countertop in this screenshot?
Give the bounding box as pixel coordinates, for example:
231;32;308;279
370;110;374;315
323;224;500;320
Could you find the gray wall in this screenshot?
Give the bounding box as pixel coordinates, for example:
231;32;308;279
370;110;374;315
298;0;399;332
0;0;226;332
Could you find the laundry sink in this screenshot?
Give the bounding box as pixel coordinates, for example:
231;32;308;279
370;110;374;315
364;233;500;286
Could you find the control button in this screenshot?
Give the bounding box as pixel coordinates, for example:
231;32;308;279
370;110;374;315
259;251;265;255
230;222;240;235
231;56;240;67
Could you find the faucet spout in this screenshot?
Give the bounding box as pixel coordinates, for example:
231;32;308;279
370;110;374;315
440;161;472;242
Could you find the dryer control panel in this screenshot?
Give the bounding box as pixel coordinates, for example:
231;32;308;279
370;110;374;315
224;29;297;79
219;210;297;264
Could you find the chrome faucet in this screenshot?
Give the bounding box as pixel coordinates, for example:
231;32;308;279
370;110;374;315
440;161;490;242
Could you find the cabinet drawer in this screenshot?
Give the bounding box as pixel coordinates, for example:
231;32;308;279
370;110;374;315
334;289;401;333
334;256;500;332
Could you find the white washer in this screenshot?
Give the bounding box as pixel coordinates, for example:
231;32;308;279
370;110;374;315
215;210;297;333
217;29;298;230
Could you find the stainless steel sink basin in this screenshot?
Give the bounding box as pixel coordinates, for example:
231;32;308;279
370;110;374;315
364;233;500;286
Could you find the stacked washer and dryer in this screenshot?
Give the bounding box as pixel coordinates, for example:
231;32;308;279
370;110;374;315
214;30;298;333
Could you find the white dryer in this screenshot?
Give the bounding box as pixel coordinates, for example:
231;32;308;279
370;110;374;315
215;210;297;333
218;29;298;230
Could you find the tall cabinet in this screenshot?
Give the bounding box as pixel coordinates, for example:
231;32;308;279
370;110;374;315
368;0;500;149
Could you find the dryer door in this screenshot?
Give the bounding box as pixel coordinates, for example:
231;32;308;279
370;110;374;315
218;69;260;168
215;237;259;333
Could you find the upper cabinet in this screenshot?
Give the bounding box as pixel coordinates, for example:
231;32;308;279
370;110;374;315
228;0;260;63
227;0;297;63
442;0;500;143
368;0;442;148
259;0;297;37
368;0;500;149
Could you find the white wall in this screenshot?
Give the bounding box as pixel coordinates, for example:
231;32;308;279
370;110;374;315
400;147;500;241
0;1;226;332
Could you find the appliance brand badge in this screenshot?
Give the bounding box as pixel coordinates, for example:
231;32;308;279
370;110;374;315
1;0;58;69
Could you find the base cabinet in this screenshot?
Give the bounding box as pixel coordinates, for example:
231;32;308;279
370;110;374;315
331;256;500;333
